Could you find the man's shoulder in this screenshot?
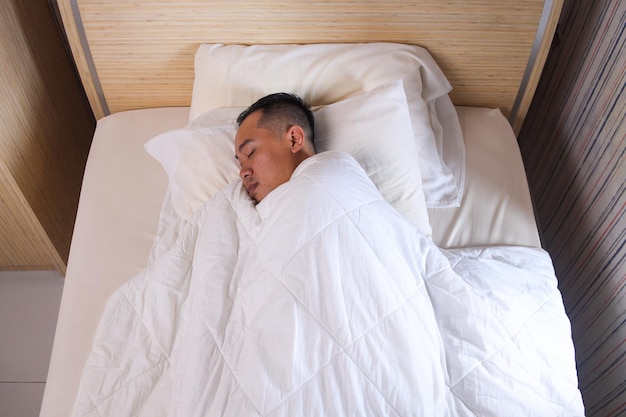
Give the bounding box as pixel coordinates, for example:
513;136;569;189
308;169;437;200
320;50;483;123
292;150;381;201
294;151;359;175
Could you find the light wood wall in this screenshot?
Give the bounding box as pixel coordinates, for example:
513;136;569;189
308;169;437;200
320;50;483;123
58;0;562;134
0;0;95;274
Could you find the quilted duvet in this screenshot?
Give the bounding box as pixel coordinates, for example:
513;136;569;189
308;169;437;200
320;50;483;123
72;152;585;416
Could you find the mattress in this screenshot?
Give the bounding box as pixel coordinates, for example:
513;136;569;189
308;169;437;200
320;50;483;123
40;105;541;417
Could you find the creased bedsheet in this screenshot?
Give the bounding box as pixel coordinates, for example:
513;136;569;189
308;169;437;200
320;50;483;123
71;151;584;417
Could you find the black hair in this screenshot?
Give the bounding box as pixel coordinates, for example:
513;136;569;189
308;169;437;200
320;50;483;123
236;93;315;150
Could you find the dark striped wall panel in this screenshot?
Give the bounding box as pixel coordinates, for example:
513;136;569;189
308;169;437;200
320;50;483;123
518;0;625;415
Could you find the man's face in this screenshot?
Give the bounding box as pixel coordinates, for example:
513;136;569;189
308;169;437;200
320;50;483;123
235;111;298;203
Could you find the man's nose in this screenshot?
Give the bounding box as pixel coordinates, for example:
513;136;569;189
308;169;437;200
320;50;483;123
240;165;252;180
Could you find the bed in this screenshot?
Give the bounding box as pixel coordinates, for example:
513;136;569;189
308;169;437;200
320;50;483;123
41;1;585;416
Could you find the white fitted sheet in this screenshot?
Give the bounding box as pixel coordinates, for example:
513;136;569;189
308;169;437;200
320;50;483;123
40;105;540;417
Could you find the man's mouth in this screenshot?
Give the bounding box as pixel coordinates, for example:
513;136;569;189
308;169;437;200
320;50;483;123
245;183;258;199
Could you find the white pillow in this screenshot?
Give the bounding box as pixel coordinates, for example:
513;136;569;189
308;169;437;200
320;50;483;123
144;121;239;220
190;42;465;207
146;79;432;236
314;80;431;235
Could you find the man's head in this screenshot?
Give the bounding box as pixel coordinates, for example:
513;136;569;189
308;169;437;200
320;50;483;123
235;93;316;203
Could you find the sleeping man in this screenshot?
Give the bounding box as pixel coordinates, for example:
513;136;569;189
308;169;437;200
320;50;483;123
70;82;583;416
234;92;317;203
70;89;580;416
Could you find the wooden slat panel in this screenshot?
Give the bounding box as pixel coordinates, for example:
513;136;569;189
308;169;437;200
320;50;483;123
0;164;63;272
58;0;562;133
0;0;95;274
510;0;562;134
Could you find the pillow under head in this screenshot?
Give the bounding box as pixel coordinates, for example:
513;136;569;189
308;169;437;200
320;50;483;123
190;43;465;207
146;80;432;236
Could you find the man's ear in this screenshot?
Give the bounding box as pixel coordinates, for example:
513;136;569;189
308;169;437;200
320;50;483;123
288;125;306;153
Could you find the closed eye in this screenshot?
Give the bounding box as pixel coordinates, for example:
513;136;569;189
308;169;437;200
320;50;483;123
237;138;255;161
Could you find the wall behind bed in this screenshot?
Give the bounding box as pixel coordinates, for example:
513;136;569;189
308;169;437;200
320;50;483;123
0;0;95;274
518;0;625;415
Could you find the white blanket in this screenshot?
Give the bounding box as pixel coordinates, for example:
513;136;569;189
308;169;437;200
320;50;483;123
72;152;584;416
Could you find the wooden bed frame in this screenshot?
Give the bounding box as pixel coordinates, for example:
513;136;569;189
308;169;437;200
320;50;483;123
57;0;562;134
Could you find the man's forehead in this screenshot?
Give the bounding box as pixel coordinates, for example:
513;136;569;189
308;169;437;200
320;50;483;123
234;118;254;149
239;110;262;129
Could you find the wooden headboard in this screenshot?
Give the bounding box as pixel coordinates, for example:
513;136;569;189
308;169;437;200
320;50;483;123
56;0;562;134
